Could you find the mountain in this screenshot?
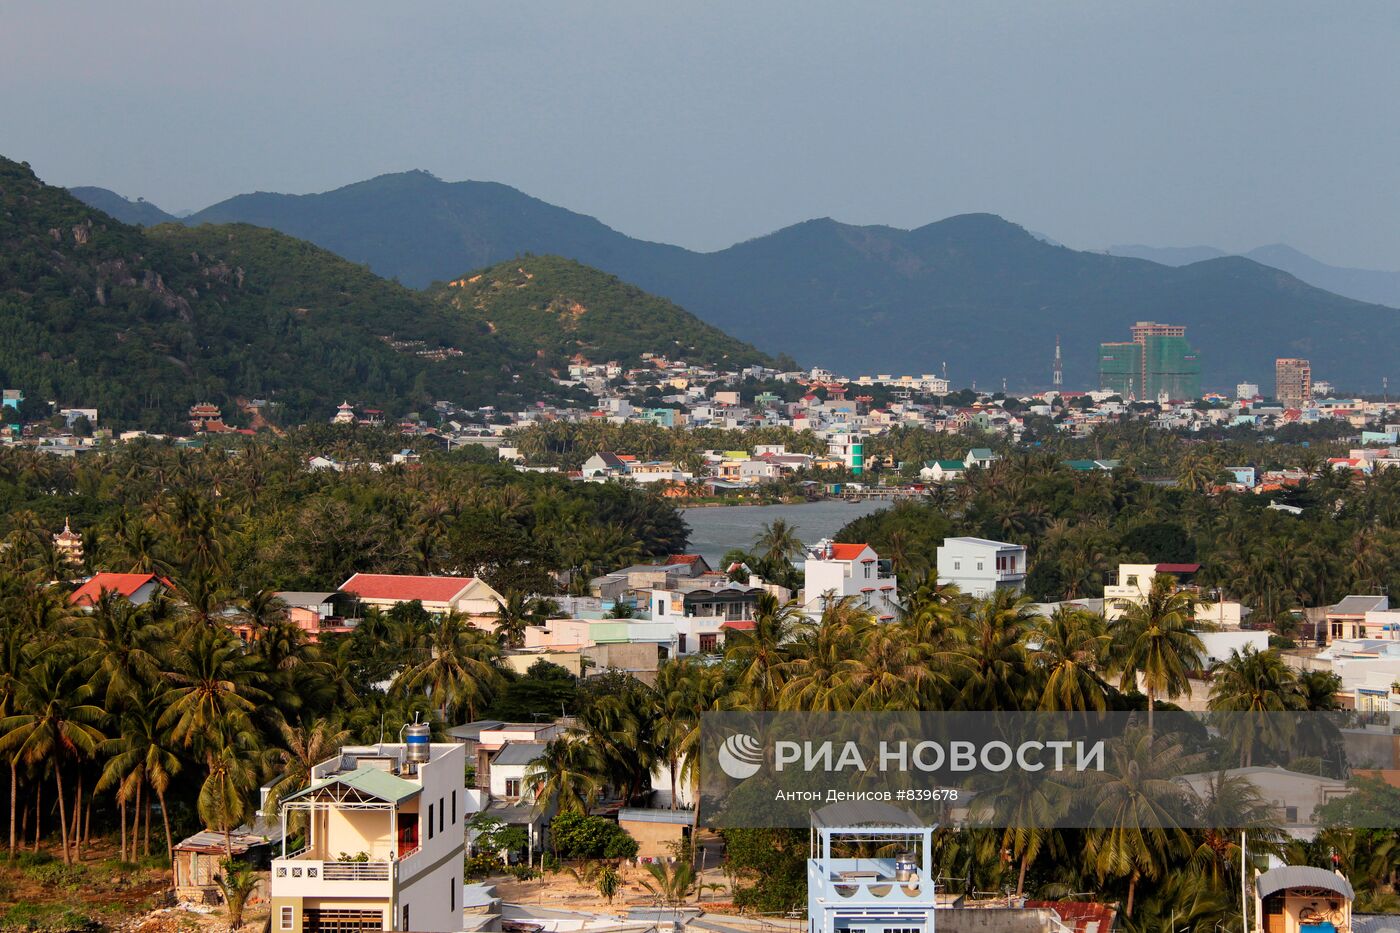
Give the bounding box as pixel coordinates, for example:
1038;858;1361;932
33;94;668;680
67;186;177;226
0;158;569;429
427;255;772;371
77;171;1400;390
1109;242;1400;308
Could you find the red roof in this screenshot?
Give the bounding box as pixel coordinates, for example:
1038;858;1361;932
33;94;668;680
721;620;756;631
1155;563;1200;574
827;543;870;561
341;573;477;604
70;573;168;606
664;555;704;566
1024;901;1117;933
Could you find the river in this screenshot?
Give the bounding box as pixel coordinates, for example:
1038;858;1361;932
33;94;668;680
681;500;890;566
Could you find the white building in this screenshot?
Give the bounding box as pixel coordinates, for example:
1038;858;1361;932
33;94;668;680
802;540;899;621
808;804;937;933
935;537;1026;598
826;430;865;475
271;738;472;933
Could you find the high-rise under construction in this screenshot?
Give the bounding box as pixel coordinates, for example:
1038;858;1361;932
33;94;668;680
1098;321;1201;401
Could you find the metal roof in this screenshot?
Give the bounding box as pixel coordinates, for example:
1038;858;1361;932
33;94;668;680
617;807;694;825
283;766;422;805
1331;595;1389;615
275;591;338;606
1256;866;1354;901
492;742;547;767
446;720;507;741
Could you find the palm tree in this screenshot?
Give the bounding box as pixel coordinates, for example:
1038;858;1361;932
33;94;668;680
724;593;811;709
493;591;547;649
160;627;269;754
214;858;259;932
73;590;162;710
393;612;503;721
1208;646;1303;766
1031;606;1110;712
1111;575;1204;731
1080;729;1199;917
200;742;258;857
754;520;804;566
640;859;698;907
264;719;351;817
945;590;1036;711
0;660;105;863
523;736;602;814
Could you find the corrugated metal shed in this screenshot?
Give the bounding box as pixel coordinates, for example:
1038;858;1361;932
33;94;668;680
1256;865;1355;901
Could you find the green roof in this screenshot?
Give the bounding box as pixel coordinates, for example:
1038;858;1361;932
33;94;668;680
967;448;995;458
925;459;965;469
284;766;422;805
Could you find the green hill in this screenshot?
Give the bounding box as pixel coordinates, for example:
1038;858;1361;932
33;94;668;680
428;255;771;371
67;186;177;226
0;158;567;429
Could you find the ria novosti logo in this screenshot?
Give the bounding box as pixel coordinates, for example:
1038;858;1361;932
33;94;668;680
718;732;764;779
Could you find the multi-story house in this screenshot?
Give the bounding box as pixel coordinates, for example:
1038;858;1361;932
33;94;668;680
807;805;937;933
935;537;1026;599
803;540;899;621
270;737;470;933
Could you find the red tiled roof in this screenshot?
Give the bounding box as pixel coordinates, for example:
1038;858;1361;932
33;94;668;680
721;620;756;630
664;555;703;565
70;573;167;606
341;573;476;604
828;543;869;561
1155;563;1200;574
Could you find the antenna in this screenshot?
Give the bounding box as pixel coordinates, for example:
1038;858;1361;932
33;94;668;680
1053;336;1063;387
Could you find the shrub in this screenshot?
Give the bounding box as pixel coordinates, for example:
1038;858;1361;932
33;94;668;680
550;811;638;861
464;853;503;878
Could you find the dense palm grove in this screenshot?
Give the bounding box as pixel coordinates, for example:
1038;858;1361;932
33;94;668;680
0;427;1397;933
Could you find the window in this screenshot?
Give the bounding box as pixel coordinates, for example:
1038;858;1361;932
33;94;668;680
439;797;445;834
864;564;871;578
450;877;456;911
452;790;457;824
428;803;434;840
657;601;665;616
953;561;961;571
678;634;687;653
505;778;522;797
976;561;983;571
281;907;293;931
402;907;409;931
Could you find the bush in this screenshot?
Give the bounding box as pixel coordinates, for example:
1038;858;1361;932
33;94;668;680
464;853;503;879
505;865;538;881
550;811;638;861
21;860;86;888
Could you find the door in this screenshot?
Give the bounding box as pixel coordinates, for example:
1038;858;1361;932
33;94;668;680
303;909;384;933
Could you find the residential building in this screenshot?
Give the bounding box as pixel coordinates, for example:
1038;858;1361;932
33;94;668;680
936;537;1026;598
827;430;865;475
1098;322;1201;401
275;591;356;642
1326;595;1391;642
270;738;471;933
1102;562;1200;621
803;540;899;621
964;448;998;470
339;574;505;619
69;572;171;608
1276;358;1313;408
919;459;965;482
1236;382;1260;400
808;804;937;933
580;452;629;478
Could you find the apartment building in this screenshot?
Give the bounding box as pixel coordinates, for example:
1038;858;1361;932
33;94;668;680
1275;358;1313;408
270;737;471;933
935;537;1026;598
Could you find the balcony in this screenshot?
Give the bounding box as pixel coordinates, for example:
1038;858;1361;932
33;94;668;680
271;854;395;898
808;858;937;907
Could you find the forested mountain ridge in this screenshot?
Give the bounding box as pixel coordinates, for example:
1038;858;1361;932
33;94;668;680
82;169;1400;391
427;255;773;371
0;157;577;429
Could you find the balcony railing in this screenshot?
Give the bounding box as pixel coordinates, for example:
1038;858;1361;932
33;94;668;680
322;861;390;881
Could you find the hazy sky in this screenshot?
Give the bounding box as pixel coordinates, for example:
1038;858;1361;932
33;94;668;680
5;1;1399;266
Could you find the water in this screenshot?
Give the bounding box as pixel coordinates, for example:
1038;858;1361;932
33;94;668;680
681;500;890;566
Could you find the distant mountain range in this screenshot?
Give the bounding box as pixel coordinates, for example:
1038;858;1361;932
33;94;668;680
1108;243;1400;308
72;173;1400;391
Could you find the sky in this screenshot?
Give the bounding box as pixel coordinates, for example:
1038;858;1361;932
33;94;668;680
4;1;1400;267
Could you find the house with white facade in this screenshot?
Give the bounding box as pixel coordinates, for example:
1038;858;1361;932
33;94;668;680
802;540;898;621
339;574;505;620
935;537;1026;598
270;739;472;933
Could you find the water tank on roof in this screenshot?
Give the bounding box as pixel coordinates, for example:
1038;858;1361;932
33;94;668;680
403;721;431;764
